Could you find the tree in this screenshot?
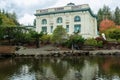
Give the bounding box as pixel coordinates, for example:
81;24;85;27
69;34;85;49
97;5;113;29
33;19;36;26
109;28;120;41
51;26;67;45
102;5;112;20
0;10;20;27
114;7;120;25
30;30;43;48
97;9;104;29
0;17;2;26
99;19;115;32
0;13;16;27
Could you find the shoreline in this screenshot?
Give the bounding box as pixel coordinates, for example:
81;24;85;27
1;45;120;58
1;49;120;59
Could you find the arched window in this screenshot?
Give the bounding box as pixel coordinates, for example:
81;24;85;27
42;19;47;24
57;17;62;23
74;16;81;22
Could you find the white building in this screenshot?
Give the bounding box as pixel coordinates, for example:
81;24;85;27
35;3;98;38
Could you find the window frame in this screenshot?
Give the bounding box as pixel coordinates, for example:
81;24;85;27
57;17;63;23
74;24;81;33
42;26;47;33
42;19;47;24
74;16;81;22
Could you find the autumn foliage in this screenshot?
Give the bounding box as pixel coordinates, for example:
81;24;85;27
99;19;115;32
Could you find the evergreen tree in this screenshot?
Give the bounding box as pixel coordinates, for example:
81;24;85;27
33;19;36;26
97;5;113;29
102;5;112;20
114;7;120;25
97;8;104;28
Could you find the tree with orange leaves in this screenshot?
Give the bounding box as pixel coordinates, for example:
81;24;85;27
99;19;115;32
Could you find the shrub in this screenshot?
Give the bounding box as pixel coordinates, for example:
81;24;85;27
64;34;85;48
109;29;120;41
69;34;85;44
51;26;67;45
41;34;51;44
84;38;103;47
84;38;97;46
97;41;103;47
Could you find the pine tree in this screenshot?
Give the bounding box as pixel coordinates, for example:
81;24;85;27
33;19;36;26
102;5;112;20
97;8;104;28
114;7;120;25
97;5;113;29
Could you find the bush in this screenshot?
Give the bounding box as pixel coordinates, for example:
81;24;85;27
41;34;51;44
84;38;103;47
84;38;97;46
109;29;120;41
51;26;67;45
64;34;85;48
97;41;103;47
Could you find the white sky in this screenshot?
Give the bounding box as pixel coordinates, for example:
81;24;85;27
0;0;120;25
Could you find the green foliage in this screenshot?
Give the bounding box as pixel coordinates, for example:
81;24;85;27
97;41;103;47
97;5;113;29
0;27;29;45
64;34;85;48
29;30;43;39
51;26;67;44
84;38;103;47
97;9;104;28
114;7;120;25
33;19;36;26
0;10;19;27
69;34;85;44
104;28;116;39
41;34;51;44
109;28;120;41
84;38;97;46
0;13;16;27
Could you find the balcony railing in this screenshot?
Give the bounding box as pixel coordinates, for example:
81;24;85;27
36;4;89;14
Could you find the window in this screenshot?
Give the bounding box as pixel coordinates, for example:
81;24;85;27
51;26;53;33
74;16;81;22
42;19;47;24
66;25;69;32
42;26;47;33
74;24;81;33
57;17;62;23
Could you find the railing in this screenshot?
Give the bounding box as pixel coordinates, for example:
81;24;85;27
36;4;89;14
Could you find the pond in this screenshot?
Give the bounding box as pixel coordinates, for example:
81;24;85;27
0;56;120;80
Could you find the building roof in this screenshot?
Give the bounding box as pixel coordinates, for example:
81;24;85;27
67;3;75;6
35;3;97;18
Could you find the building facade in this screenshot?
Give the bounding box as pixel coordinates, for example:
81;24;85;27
35;3;98;38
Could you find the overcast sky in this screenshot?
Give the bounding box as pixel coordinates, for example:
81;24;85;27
0;0;120;25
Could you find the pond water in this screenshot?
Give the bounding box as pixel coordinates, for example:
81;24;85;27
0;56;120;80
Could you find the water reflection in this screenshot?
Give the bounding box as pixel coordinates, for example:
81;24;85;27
0;56;120;80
